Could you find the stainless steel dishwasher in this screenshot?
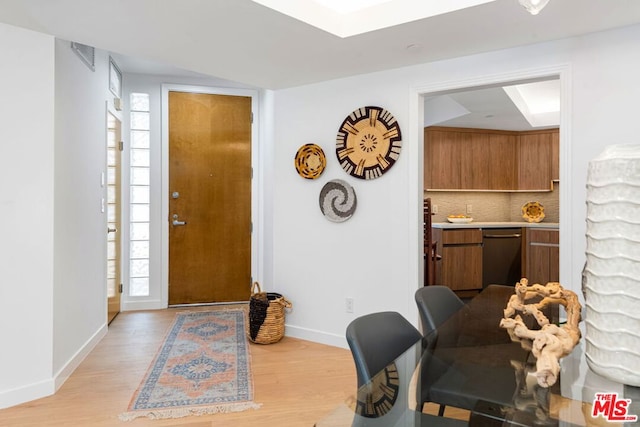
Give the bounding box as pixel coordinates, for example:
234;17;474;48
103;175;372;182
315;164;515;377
482;228;522;287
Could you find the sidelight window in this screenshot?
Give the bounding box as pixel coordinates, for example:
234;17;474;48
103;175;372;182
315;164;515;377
129;93;151;296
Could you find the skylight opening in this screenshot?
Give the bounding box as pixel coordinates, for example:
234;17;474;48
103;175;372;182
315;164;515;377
503;80;560;128
252;0;498;38
313;0;393;14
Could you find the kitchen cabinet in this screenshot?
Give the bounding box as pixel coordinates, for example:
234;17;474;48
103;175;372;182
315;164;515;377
424;127;516;190
524;228;559;285
551;130;560;181
424;126;558;191
425;128;462;189
518;130;556;190
433;228;483;292
488;133;518;190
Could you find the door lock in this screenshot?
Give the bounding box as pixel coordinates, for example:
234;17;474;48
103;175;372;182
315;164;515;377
172;214;187;226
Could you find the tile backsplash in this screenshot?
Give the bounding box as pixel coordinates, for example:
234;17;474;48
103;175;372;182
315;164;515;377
426;183;560;223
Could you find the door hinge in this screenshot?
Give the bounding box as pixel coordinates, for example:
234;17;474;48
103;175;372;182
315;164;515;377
119;283;123;294
119;140;124;152
251;111;254;124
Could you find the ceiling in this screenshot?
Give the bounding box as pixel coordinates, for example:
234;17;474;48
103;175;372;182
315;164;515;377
1;0;640;90
425;79;560;131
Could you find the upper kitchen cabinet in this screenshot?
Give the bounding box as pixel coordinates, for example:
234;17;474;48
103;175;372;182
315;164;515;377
424;126;559;191
551;130;560;182
426;128;463;189
425;127;517;190
517;129;558;190
488;132;518;190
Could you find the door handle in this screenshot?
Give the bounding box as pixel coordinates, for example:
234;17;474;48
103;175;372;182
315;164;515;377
172;214;187;226
107;227;117;234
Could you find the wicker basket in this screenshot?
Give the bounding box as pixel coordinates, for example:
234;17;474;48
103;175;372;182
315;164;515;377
246;282;292;344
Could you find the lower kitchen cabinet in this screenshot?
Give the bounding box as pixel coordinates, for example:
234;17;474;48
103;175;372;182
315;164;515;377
524;228;559;285
433;228;483;291
432;226;559;293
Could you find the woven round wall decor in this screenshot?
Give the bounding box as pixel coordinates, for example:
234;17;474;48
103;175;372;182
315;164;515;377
522;201;545;223
336;106;402;180
294;143;326;179
319;179;357;222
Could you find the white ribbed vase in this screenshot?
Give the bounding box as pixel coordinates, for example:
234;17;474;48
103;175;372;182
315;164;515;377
585;144;640;386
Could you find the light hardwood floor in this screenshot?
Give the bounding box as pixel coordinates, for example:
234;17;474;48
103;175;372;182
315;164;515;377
0;306;355;426
0;306;469;426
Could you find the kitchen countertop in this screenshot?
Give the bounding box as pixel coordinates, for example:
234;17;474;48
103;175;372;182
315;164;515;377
432;221;559;229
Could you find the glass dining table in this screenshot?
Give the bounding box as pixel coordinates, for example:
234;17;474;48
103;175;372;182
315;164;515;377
315;285;640;426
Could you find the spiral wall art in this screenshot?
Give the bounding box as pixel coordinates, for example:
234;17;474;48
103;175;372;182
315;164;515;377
319;179;357;222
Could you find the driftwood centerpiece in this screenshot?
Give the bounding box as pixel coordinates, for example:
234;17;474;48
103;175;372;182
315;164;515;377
499;279;582;388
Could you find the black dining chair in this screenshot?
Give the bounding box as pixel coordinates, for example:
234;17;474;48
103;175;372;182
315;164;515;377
415;286;525;419
415;285;465;336
346;311;422;388
346;311;469;426
414;286;465;416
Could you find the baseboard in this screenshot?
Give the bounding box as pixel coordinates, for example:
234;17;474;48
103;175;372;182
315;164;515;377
0;323;108;410
54;323;108;391
0;379;55;410
284;324;348;349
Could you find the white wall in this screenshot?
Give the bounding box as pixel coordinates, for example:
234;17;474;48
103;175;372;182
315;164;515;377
567;26;640;291
274;72;420;346
0;23;55;408
52;39;118;387
273;24;640;348
0;23;120;408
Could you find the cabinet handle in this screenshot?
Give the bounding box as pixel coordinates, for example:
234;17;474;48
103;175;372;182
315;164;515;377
483;234;521;238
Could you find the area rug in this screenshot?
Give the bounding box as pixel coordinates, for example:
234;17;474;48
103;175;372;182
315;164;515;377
119;309;261;421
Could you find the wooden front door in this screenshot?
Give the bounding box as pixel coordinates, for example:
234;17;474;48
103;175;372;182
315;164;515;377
168;91;252;304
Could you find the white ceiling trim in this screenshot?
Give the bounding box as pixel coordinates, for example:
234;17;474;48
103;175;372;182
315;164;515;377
252;0;498;37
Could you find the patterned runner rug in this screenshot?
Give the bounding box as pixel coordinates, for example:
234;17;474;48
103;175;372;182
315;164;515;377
119;309;261;421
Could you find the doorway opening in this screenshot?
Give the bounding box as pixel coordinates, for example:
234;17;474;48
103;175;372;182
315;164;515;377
413;66;571;301
106;111;122;323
